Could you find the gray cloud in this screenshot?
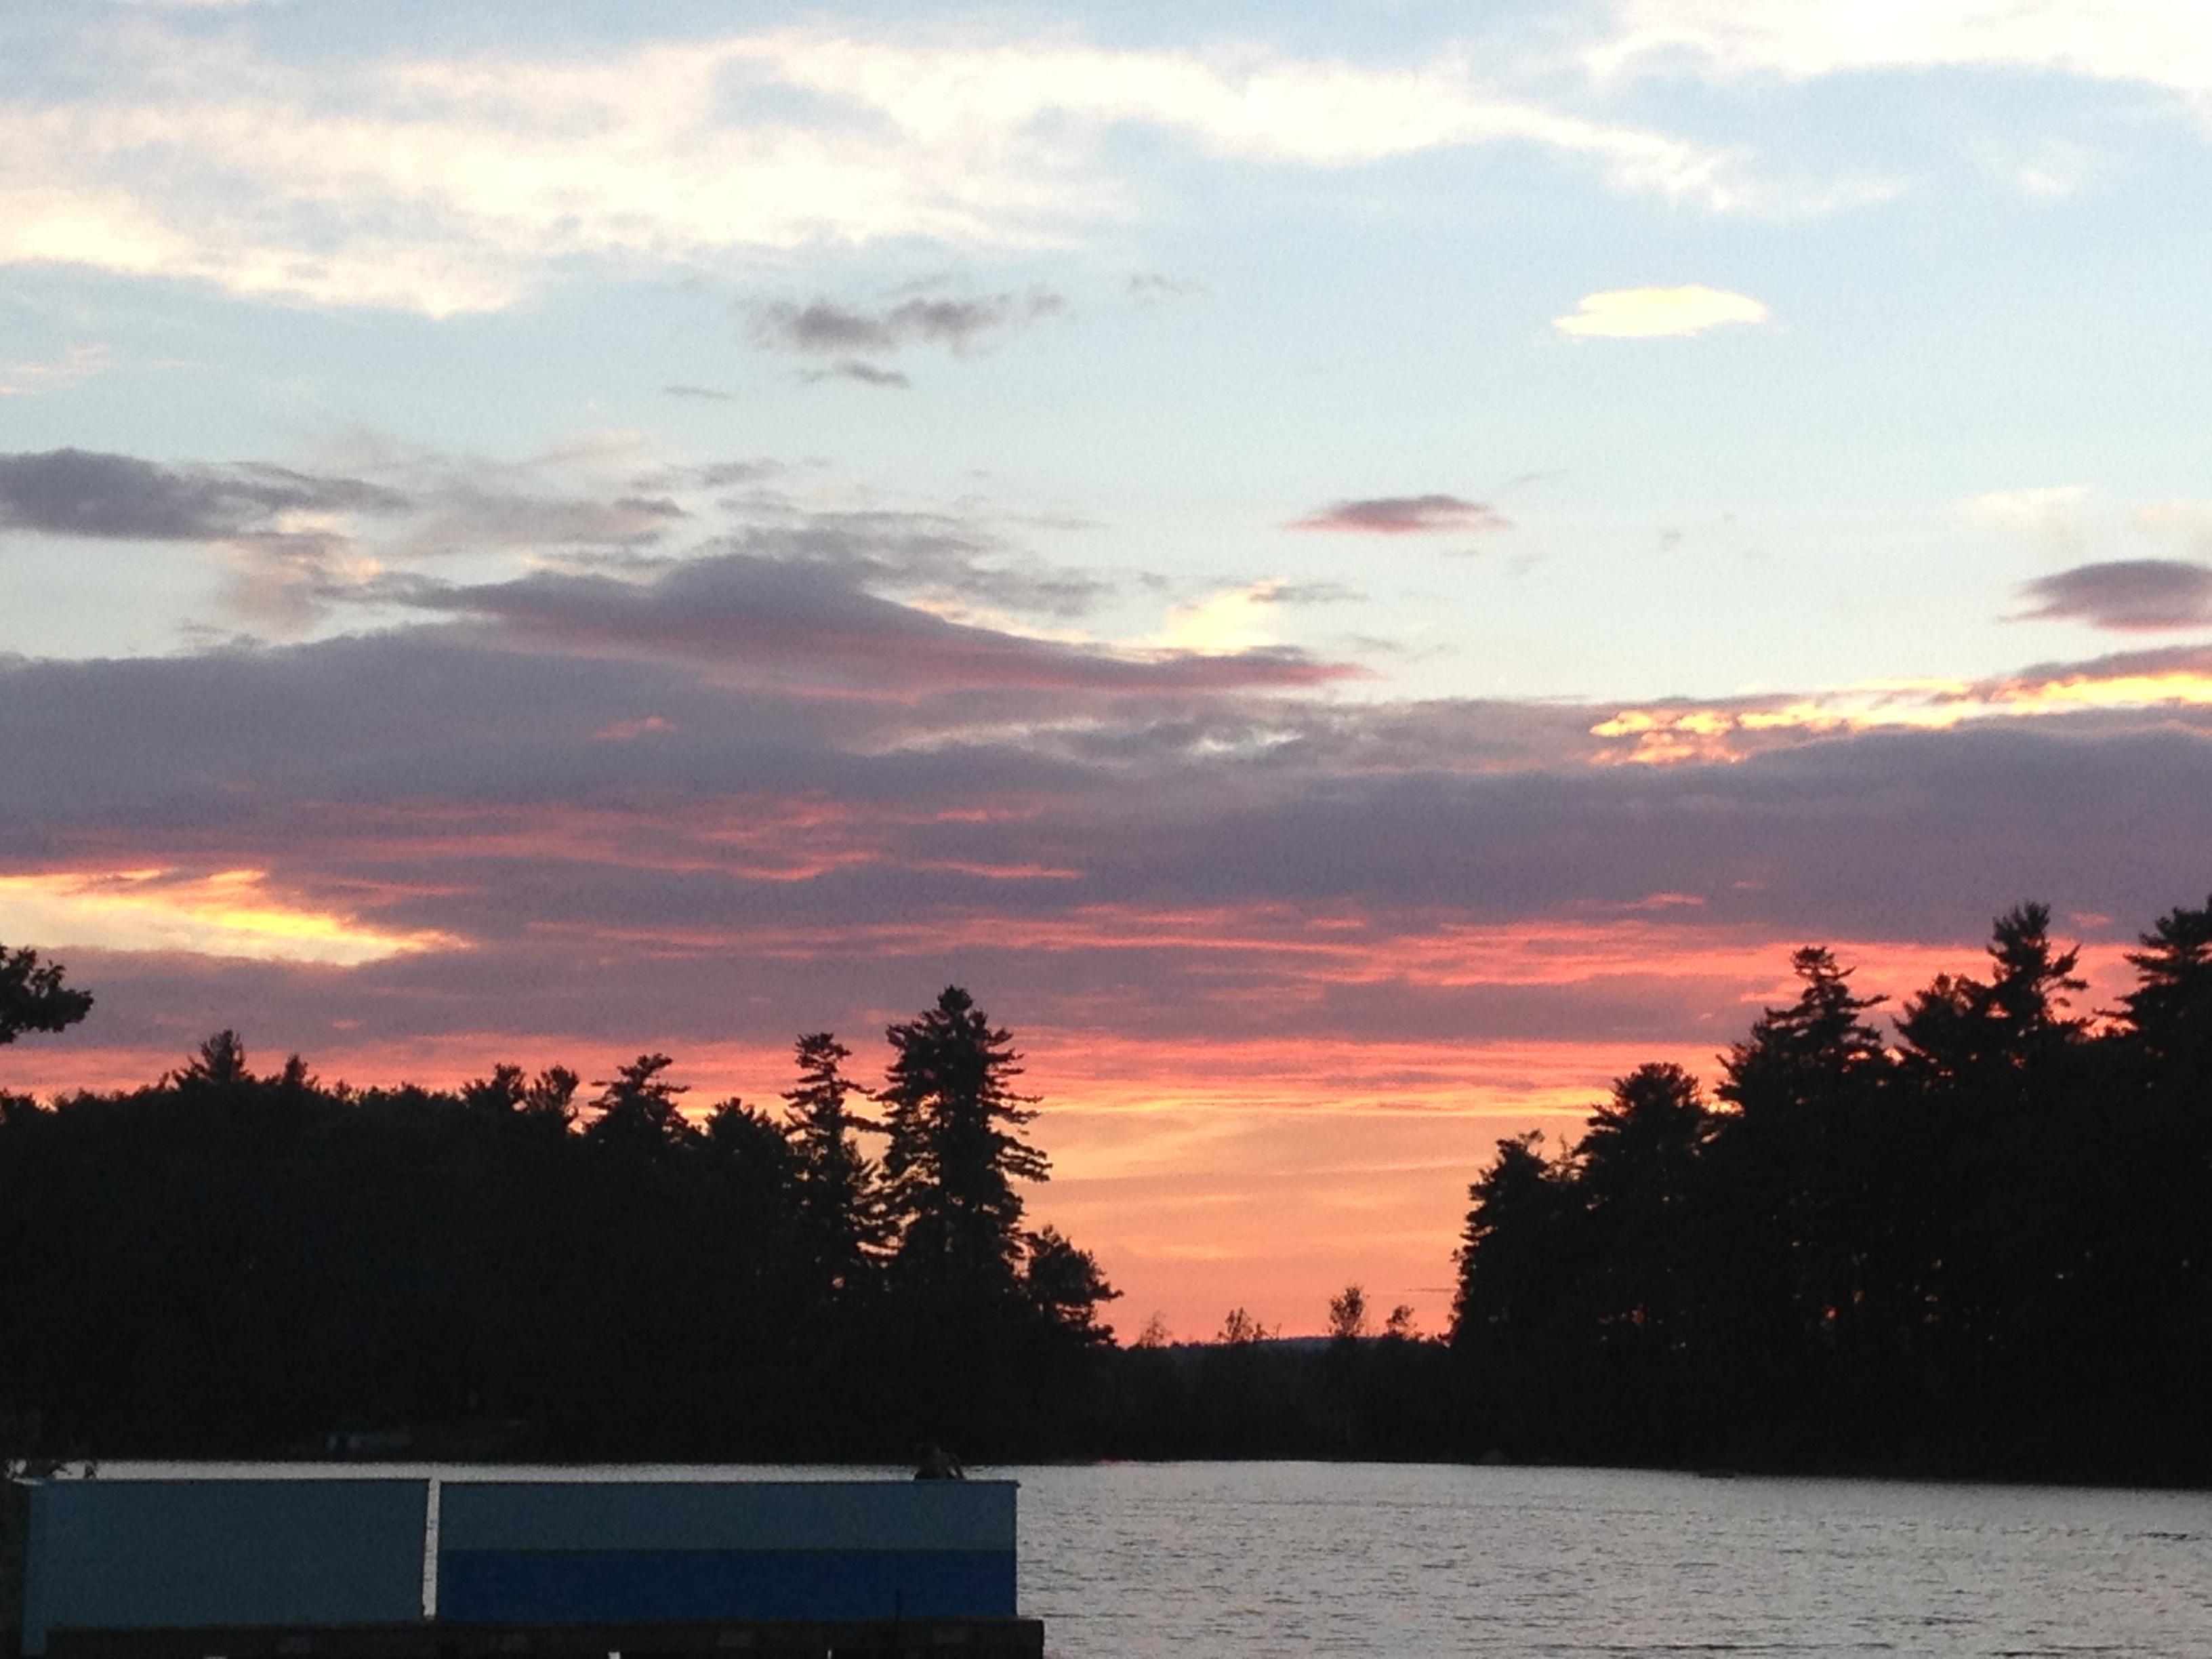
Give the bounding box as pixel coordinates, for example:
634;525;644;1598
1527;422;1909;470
0;448;406;541
396;554;1354;701
0;446;690;567
1252;580;1363;606
2004;641;2212;682
394;489;684;558
800;361;912;389
643;459;781;491
1128;272;1205;304
661;383;733;401
6;623;2212;1065
752;291;1066;359
712;509;1113;620
1286;495;1513;536
0;443;710;638
2016;559;2212;631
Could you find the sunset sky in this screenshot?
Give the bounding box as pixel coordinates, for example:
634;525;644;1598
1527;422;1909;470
5;0;2212;1336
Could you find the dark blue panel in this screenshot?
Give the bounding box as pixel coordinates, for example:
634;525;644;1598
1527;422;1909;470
438;1550;1016;1622
438;1481;1015;1555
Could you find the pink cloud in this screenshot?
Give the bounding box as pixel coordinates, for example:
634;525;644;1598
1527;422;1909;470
1285;494;1511;535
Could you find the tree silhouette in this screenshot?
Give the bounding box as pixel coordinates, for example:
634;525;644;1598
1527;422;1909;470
178;1029;250;1086
2122;895;2212;1077
5;916;2209;1478
701;1097;802;1212
521;1065;581;1128
880;987;1047;1299
1709;952;1894;1379
1576;1063;1710;1345
1722;947;1889;1111
462;1063;528;1115
1452;1131;1571;1360
1901;903;2086;1088
781;1033;889;1298
0;983;1128;1464
1327;1283;1370;1343
1022;1225;1119;1340
0;945;92;1046
1581;1062;1709;1214
1216;1307;1269;1345
584;1053;691;1149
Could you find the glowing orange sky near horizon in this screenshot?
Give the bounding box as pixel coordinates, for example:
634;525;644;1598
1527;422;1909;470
0;924;2143;1340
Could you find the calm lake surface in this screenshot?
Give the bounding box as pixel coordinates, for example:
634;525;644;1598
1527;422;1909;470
102;1460;2212;1657
1010;1462;2212;1658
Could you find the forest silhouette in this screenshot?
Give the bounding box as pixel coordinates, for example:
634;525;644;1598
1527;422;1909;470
2;894;2209;1483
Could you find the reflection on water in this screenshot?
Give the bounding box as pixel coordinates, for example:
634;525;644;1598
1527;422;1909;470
1010;1462;2212;1659
96;1459;2212;1657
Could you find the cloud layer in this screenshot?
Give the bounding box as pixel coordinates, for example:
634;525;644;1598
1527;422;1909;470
14;436;2212;1326
7;573;2210;1328
0;27;1748;313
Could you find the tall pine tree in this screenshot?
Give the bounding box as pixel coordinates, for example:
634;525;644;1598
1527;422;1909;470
781;1032;890;1300
880;987;1048;1303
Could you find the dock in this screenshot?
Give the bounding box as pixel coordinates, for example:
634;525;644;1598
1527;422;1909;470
5;1476;1043;1659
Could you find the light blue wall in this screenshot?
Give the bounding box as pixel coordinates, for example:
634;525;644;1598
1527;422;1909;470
21;1481;430;1656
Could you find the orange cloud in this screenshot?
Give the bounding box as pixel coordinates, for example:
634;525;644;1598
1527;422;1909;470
1592;664;2212;764
0;867;460;965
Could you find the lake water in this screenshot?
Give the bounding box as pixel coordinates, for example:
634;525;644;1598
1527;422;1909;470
1008;1462;2212;1659
96;1459;2212;1657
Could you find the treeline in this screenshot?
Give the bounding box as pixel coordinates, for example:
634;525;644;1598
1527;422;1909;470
5;894;2211;1482
0;985;1118;1461
1451;899;2212;1484
1094;1290;1455;1460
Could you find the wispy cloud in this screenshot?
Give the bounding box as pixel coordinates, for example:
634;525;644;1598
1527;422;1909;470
2135;499;2212;550
0;343;109;396
0;28;1752;314
1992;139;2094;200
1553;285;1769;339
1128;272;1206;304
1286;495;1511;535
1961;485;2090;554
662;383;733;402
1593;0;2212;111
799;361;912;389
